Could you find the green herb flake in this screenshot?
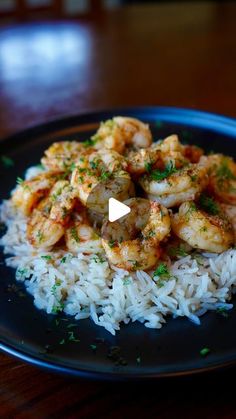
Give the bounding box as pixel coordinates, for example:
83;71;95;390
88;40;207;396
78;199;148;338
99;170;112;182
216;158;236;190
168;245;188;258
144;161;152;172
41;255;52;261
150;161;177;181
67;323;77;329
108;239;116;248
200;347;211;357
52;304;64;314
90;344;97;351
93;254;106;263
199;193;220;215
1;155;14;168
70;227;80;243
123;278;131;286
68;331;80;342
36;230;44;243
153;263;170;278
190;175;197;182
16;177;24;186
59;339;65;345
90;160;99;170
60;256;67;264
216;307;229;318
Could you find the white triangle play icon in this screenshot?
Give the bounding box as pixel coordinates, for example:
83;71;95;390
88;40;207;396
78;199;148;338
108;198;131;222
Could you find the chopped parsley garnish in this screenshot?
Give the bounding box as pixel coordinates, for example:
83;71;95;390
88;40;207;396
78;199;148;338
51;280;62;297
70;227;80;243
16;267;28;278
41;255;52;261
68;331;80;342
168;244;188;258
216;158;236;190
216;306;229;317
128;260;141;269
190;174;197;182
67;323;77;329
150;161;177;181
93;254;106;263
99;170;112;181
90;344;97;351
1;155;14;168
36;230;44;243
144;161;152;172
200;347;210;357
83;138;96;147
90;160;99;170
153;263;170;278
199;193;220;215
16;177;24;185
52;301;64;314
60;256;67;264
123;278;131;286
108;239;116;248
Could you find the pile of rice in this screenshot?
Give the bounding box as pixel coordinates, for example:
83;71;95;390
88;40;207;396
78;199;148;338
1;205;236;335
1;168;236;335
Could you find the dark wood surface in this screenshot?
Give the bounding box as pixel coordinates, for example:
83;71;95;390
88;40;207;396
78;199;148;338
1;2;236;417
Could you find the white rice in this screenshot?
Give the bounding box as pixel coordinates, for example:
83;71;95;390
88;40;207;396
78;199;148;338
1;197;236;335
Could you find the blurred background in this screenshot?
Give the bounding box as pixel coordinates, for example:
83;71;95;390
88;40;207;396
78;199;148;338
0;0;235;138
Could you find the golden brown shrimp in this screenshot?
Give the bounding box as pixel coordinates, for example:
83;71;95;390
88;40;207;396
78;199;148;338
126;135;188;177
171;200;234;253
92;117;152;154
205;154;236;205
26;180;77;249
27;208;65;249
70;149;134;213
139;161;208;208
221;203;236;244
65;211;102;254
41;141;94;171
48;180;76;224
101;198;171;271
11;171;60;216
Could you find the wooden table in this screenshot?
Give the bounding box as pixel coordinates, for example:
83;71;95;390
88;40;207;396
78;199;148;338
1;2;236;417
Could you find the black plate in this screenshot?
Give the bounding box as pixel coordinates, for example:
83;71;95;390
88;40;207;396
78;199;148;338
1;107;236;380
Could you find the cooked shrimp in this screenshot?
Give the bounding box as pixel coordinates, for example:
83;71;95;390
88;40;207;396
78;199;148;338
48;180;76;224
27;208;65;248
41;141;94;171
221;203;236;244
93;117;152;154
126;135;188;177
171;200;234;253
101;198;171;271
11;171;60;216
139;161;208;208
65;211;102;254
205;154;236;205
71;149;134;213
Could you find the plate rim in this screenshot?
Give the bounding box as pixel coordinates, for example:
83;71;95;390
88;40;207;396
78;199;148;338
0;106;236;145
1;105;236;380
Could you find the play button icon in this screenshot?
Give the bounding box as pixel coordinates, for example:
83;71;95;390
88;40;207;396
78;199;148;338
108;198;131;222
